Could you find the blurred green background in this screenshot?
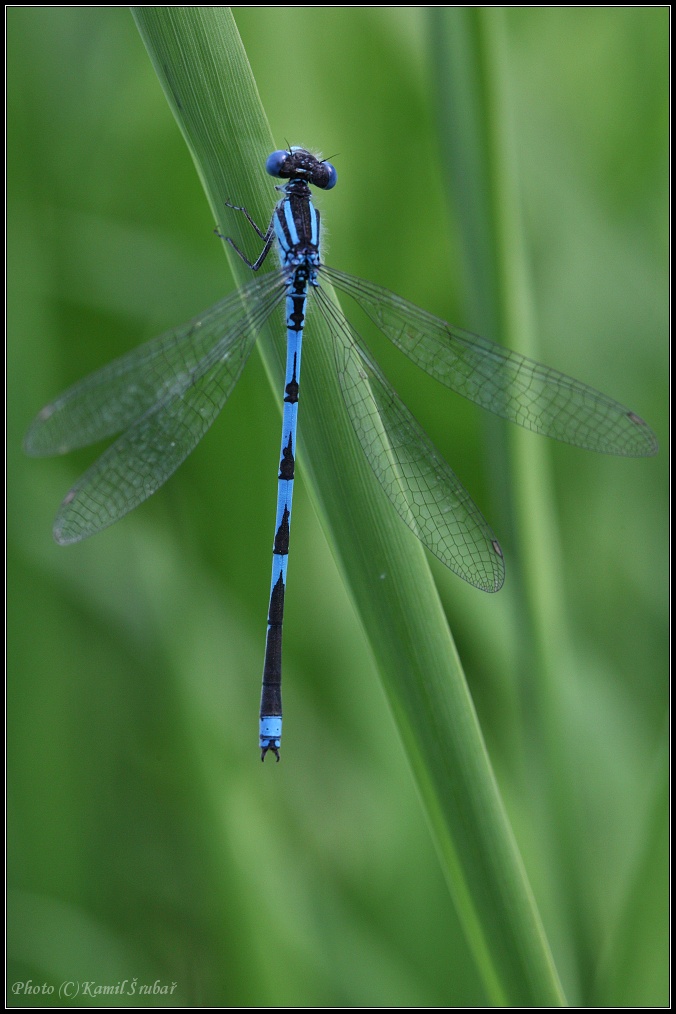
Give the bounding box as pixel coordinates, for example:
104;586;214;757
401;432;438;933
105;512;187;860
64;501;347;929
8;7;668;1007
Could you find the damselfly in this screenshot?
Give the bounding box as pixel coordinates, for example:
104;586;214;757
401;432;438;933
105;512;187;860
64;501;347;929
24;147;657;760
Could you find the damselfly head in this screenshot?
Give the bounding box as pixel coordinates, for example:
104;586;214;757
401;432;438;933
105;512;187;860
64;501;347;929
266;147;337;190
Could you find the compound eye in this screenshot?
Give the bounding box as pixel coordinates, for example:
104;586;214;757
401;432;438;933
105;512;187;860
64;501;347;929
265;150;289;178
323;162;338;190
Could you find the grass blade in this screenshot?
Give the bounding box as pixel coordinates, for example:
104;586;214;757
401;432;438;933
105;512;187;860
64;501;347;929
132;7;564;1004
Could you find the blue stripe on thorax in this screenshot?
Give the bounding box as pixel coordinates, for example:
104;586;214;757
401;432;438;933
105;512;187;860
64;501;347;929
310;203;319;248
284;200;299;249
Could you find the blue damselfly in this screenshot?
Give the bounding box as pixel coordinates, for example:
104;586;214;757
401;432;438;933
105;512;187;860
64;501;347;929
24;147;657;760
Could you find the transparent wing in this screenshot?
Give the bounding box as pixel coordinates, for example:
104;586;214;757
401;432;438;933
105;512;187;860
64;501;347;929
25;269;286;455
323;266;657;457
315;287;504;592
40;277;286;544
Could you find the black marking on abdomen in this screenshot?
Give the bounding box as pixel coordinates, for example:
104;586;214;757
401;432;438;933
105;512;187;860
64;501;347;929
279;433;295;480
267;571;285;625
285;353;299;404
273;505;290;555
262;573;284;706
288;294;305;332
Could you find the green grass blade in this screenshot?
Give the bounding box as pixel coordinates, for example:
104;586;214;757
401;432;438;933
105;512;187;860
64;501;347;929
132;7;564;1005
428;8;666;1004
429;6;592;997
